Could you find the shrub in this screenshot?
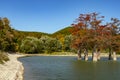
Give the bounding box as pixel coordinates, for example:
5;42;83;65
63;35;73;51
0;51;9;64
20;36;63;54
20;37;44;53
40;36;62;53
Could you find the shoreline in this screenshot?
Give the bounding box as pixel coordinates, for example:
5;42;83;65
23;54;77;57
22;53;120;57
0;53;120;80
0;54;24;80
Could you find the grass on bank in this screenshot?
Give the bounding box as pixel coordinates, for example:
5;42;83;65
0;51;9;64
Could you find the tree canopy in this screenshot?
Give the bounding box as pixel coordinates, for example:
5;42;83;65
71;12;120;60
0;13;120;56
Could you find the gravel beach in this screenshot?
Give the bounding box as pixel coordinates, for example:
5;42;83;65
0;54;24;80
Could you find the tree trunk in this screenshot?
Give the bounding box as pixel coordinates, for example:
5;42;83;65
84;48;88;61
97;49;101;60
113;51;117;61
108;48;112;60
92;45;98;61
93;52;97;61
108;53;112;60
77;49;82;60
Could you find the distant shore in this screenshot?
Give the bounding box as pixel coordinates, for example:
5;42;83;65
23;54;77;57
21;53;120;57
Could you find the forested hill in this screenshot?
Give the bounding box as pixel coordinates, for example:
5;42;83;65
51;26;72;37
1;16;120;54
16;26;72;38
0;17;73;63
0;17;73;53
17;30;51;38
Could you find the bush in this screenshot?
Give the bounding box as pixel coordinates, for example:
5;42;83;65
0;51;9;64
20;37;44;53
1;41;10;51
0;39;17;52
116;50;120;54
20;36;63;54
41;36;62;53
63;35;73;52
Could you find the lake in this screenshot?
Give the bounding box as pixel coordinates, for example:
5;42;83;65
19;56;120;80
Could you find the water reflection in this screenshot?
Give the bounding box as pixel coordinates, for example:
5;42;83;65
19;56;120;80
73;57;120;80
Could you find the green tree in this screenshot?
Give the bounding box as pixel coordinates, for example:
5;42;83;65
40;36;62;53
63;35;73;51
20;37;44;53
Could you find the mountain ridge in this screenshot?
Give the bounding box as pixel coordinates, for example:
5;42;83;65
16;26;72;38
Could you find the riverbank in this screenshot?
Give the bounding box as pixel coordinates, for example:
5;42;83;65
0;53;119;80
23;53;77;57
0;54;24;80
22;53;120;57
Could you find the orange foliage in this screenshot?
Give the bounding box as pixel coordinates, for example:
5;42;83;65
71;12;120;52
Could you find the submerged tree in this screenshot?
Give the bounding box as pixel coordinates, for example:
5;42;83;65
71;12;120;61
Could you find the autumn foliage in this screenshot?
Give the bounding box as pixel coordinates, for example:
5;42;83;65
0;13;120;57
71;12;120;59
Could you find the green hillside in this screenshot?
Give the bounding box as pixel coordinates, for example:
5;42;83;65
17;30;51;38
16;26;72;38
0;17;73;55
51;26;72;37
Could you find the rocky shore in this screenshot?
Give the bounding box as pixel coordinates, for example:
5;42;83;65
0;54;24;80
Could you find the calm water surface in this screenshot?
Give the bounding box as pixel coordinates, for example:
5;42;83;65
19;56;120;80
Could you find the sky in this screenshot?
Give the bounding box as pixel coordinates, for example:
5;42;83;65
0;0;120;33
